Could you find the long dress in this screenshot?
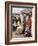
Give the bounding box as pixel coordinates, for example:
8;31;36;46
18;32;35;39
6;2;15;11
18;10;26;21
24;18;32;37
16;21;23;34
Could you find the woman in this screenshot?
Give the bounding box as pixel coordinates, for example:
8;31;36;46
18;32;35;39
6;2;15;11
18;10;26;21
16;16;23;35
24;15;32;37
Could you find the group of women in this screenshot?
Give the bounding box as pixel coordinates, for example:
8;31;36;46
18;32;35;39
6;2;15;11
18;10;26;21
12;15;32;37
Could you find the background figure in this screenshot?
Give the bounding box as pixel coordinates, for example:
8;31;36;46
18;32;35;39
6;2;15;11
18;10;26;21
24;15;32;37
